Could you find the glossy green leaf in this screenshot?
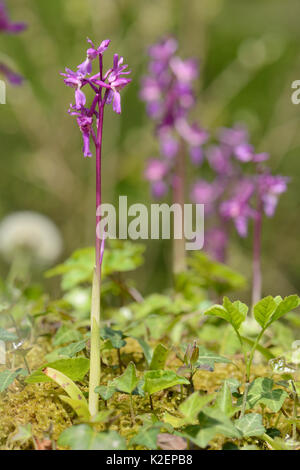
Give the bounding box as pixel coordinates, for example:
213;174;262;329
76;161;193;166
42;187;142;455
25;357;90;384
150;344;169;370
143;370;189;395
235;413;265;437
53;325;83;346
239;377;288;412
112;362;138;394
253;296;278;328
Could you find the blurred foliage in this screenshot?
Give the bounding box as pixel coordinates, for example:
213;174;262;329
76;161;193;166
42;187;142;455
0;0;300;301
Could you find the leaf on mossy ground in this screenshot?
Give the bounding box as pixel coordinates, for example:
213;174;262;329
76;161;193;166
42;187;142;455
179;407;241;449
53;325;83;346
235;413;265;437
0;368;27;392
95;384;117;401
195;346;232;371
25;357;89;384
100;326;126;349
238;377;288;412
214;380;238;417
143;370;189;395
178;392;216;425
11;424;33;444
150;344;169;370
112;362;138;394
0;328;18;342
58;425;126;450
130;425;160;449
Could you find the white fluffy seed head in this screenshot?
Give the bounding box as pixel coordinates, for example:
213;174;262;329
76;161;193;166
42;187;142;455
0;211;63;265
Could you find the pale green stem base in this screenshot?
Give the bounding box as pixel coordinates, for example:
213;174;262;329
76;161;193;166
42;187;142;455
88;268;101;417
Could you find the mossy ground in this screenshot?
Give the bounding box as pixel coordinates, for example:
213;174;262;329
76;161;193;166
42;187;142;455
0;336;296;450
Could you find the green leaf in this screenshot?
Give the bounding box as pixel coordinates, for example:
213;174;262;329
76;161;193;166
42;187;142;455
253;296;277;328
0;328;18;342
205;297;248;331
11;424;33;444
54;340;86;358
196;346;232;370
239;377;288;412
0;368;26;392
235;413;265;437
25;358;90;384
58;425;126;450
95;384;117;401
214;381;237;417
53;325;83;346
100;326;126;349
130;425;160;450
241;336;275;361
112;362;138;394
178;392;215;425
143;370;189;395
134;337;152;366
150;344;169;370
43;367;89;420
269;295;300;325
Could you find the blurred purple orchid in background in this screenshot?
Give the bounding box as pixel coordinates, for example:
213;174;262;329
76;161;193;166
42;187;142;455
0;1;26;33
0;1;26;85
141;36;208;202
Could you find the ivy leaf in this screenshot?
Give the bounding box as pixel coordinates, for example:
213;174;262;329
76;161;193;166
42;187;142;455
58;425;126;450
134;337;152;366
100;327;126;349
196;346;232;371
112;362;138;394
235;413;265;437
238;377;288;412
178;392;215;425
26;358;90;384
150;344;169;370
214;381;237;417
54;340;86;358
143;370;189;395
0;368;27;392
95;384;117;401
53;325;83;346
0;328;18;342
130;425;160;450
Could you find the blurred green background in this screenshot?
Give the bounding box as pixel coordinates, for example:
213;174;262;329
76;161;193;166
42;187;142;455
1;0;300;299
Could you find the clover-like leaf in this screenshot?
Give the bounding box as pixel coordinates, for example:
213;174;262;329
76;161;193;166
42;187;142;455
205;297;248;331
269;295;300;325
253;296;278;329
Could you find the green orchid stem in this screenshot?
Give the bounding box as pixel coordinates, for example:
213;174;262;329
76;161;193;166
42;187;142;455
88;268;101;416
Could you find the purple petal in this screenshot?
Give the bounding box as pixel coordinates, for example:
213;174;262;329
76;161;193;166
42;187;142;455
75;88;86;109
112;90;121;114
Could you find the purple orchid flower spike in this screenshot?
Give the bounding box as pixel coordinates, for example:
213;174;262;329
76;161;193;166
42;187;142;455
0;1;26;33
61;39;131;416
